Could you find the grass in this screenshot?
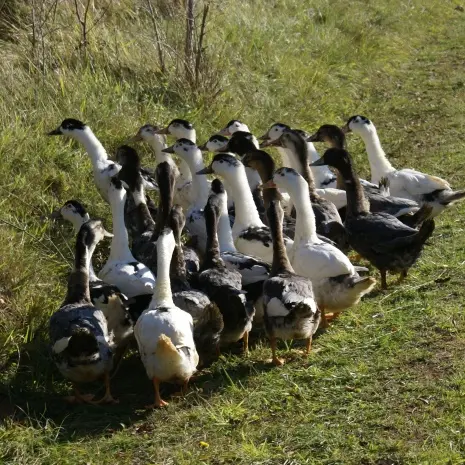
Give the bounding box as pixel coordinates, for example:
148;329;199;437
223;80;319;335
1;0;465;463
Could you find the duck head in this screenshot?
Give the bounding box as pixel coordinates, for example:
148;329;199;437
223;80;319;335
307;124;346;149
129;124;166;147
342;115;373;135
198;134;229;152
261;167;306;198
217;119;251;136
80;219;114;247
50;200;89;227
156;118;196;142
258;122;290;147
48;118;87;137
162;138;201;163
196;153;242;177
242;150;276;182
220;131;259;156
116;145;141;168
310;147;352;173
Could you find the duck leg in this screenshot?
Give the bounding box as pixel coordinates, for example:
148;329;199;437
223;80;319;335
270;336;284;366
320;307;329;328
325;311;341;323
146;377;168;408
64;385;95;404
305;336;312;355
243;331;249;355
171;380;189;398
397;269;408;284
380;270;387;290
93;372;119;405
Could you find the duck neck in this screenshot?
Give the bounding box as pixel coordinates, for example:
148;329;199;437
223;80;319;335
108;191;135;262
152;240;174;308
291;184;319;243
185;150;211;208
217;192;236;252
73;127;109;171
338;163;369;218
227;166;264;228
290;145;317;195
64;237;91;305
359;128;394;183
269;207;293;276
132;181;155;234
204;207;222;269
307;142;334;186
170;229;187;282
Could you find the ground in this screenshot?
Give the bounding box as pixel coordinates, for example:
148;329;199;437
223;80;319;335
0;1;465;464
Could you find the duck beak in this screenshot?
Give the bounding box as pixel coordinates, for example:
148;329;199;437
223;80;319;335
155;127;170;135
197;142;208;151
47;127;62;136
306;133;320;142
259;180;277;189
127;133;143;143
162;145;175;153
103;229;114;238
49;209;62;220
257;132;269;141
341;124;350;134
261;138;280;148
217;128;230;136
309;157;327;166
197;166;213;175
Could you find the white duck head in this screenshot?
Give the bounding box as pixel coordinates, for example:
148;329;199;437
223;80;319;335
130;124;167;151
156;118;196;143
48;118;88;138
217;120;251;136
198;134;229;152
258;122;291;146
52;200;90;230
343;115;375;137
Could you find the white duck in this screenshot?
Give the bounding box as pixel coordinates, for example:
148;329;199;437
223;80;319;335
155;118;197;209
263;167;376;326
260;123;337;189
197;153;293;263
344;115;465;217
217;119;251;136
163;139;211;254
99;177;156;298
48;119;155;203
130;123;194;212
134;228;199;408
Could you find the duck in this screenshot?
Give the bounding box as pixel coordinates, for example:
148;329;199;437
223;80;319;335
307;124;423;220
208;131;267;217
241;149;297;238
47;119;156;203
262;168;376;326
262;199;320;366
311;148;435;289
115;145;157;241
217;119;251;136
197;188;255;353
134;228;199;408
154;119;197;209
50;219;117;404
50;199;150;343
197;153;293;263
269;129;349;251
99;176;156;298
343;115;465;217
168;205;224;363
129;123;193;212
259;123;337;189
162;139;211;254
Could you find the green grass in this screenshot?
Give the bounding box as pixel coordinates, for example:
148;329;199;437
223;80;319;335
1;0;465;463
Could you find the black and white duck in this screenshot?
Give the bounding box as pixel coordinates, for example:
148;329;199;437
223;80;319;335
197;189;255;354
50;219;117;404
311;148;435;289
47;119;156;203
343;115;465;217
263;200;320;366
262;168;376;327
197;153;293;263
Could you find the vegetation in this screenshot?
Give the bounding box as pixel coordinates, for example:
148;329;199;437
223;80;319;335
1;0;465;463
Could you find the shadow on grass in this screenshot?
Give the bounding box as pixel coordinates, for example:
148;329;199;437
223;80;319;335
1;329;305;440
